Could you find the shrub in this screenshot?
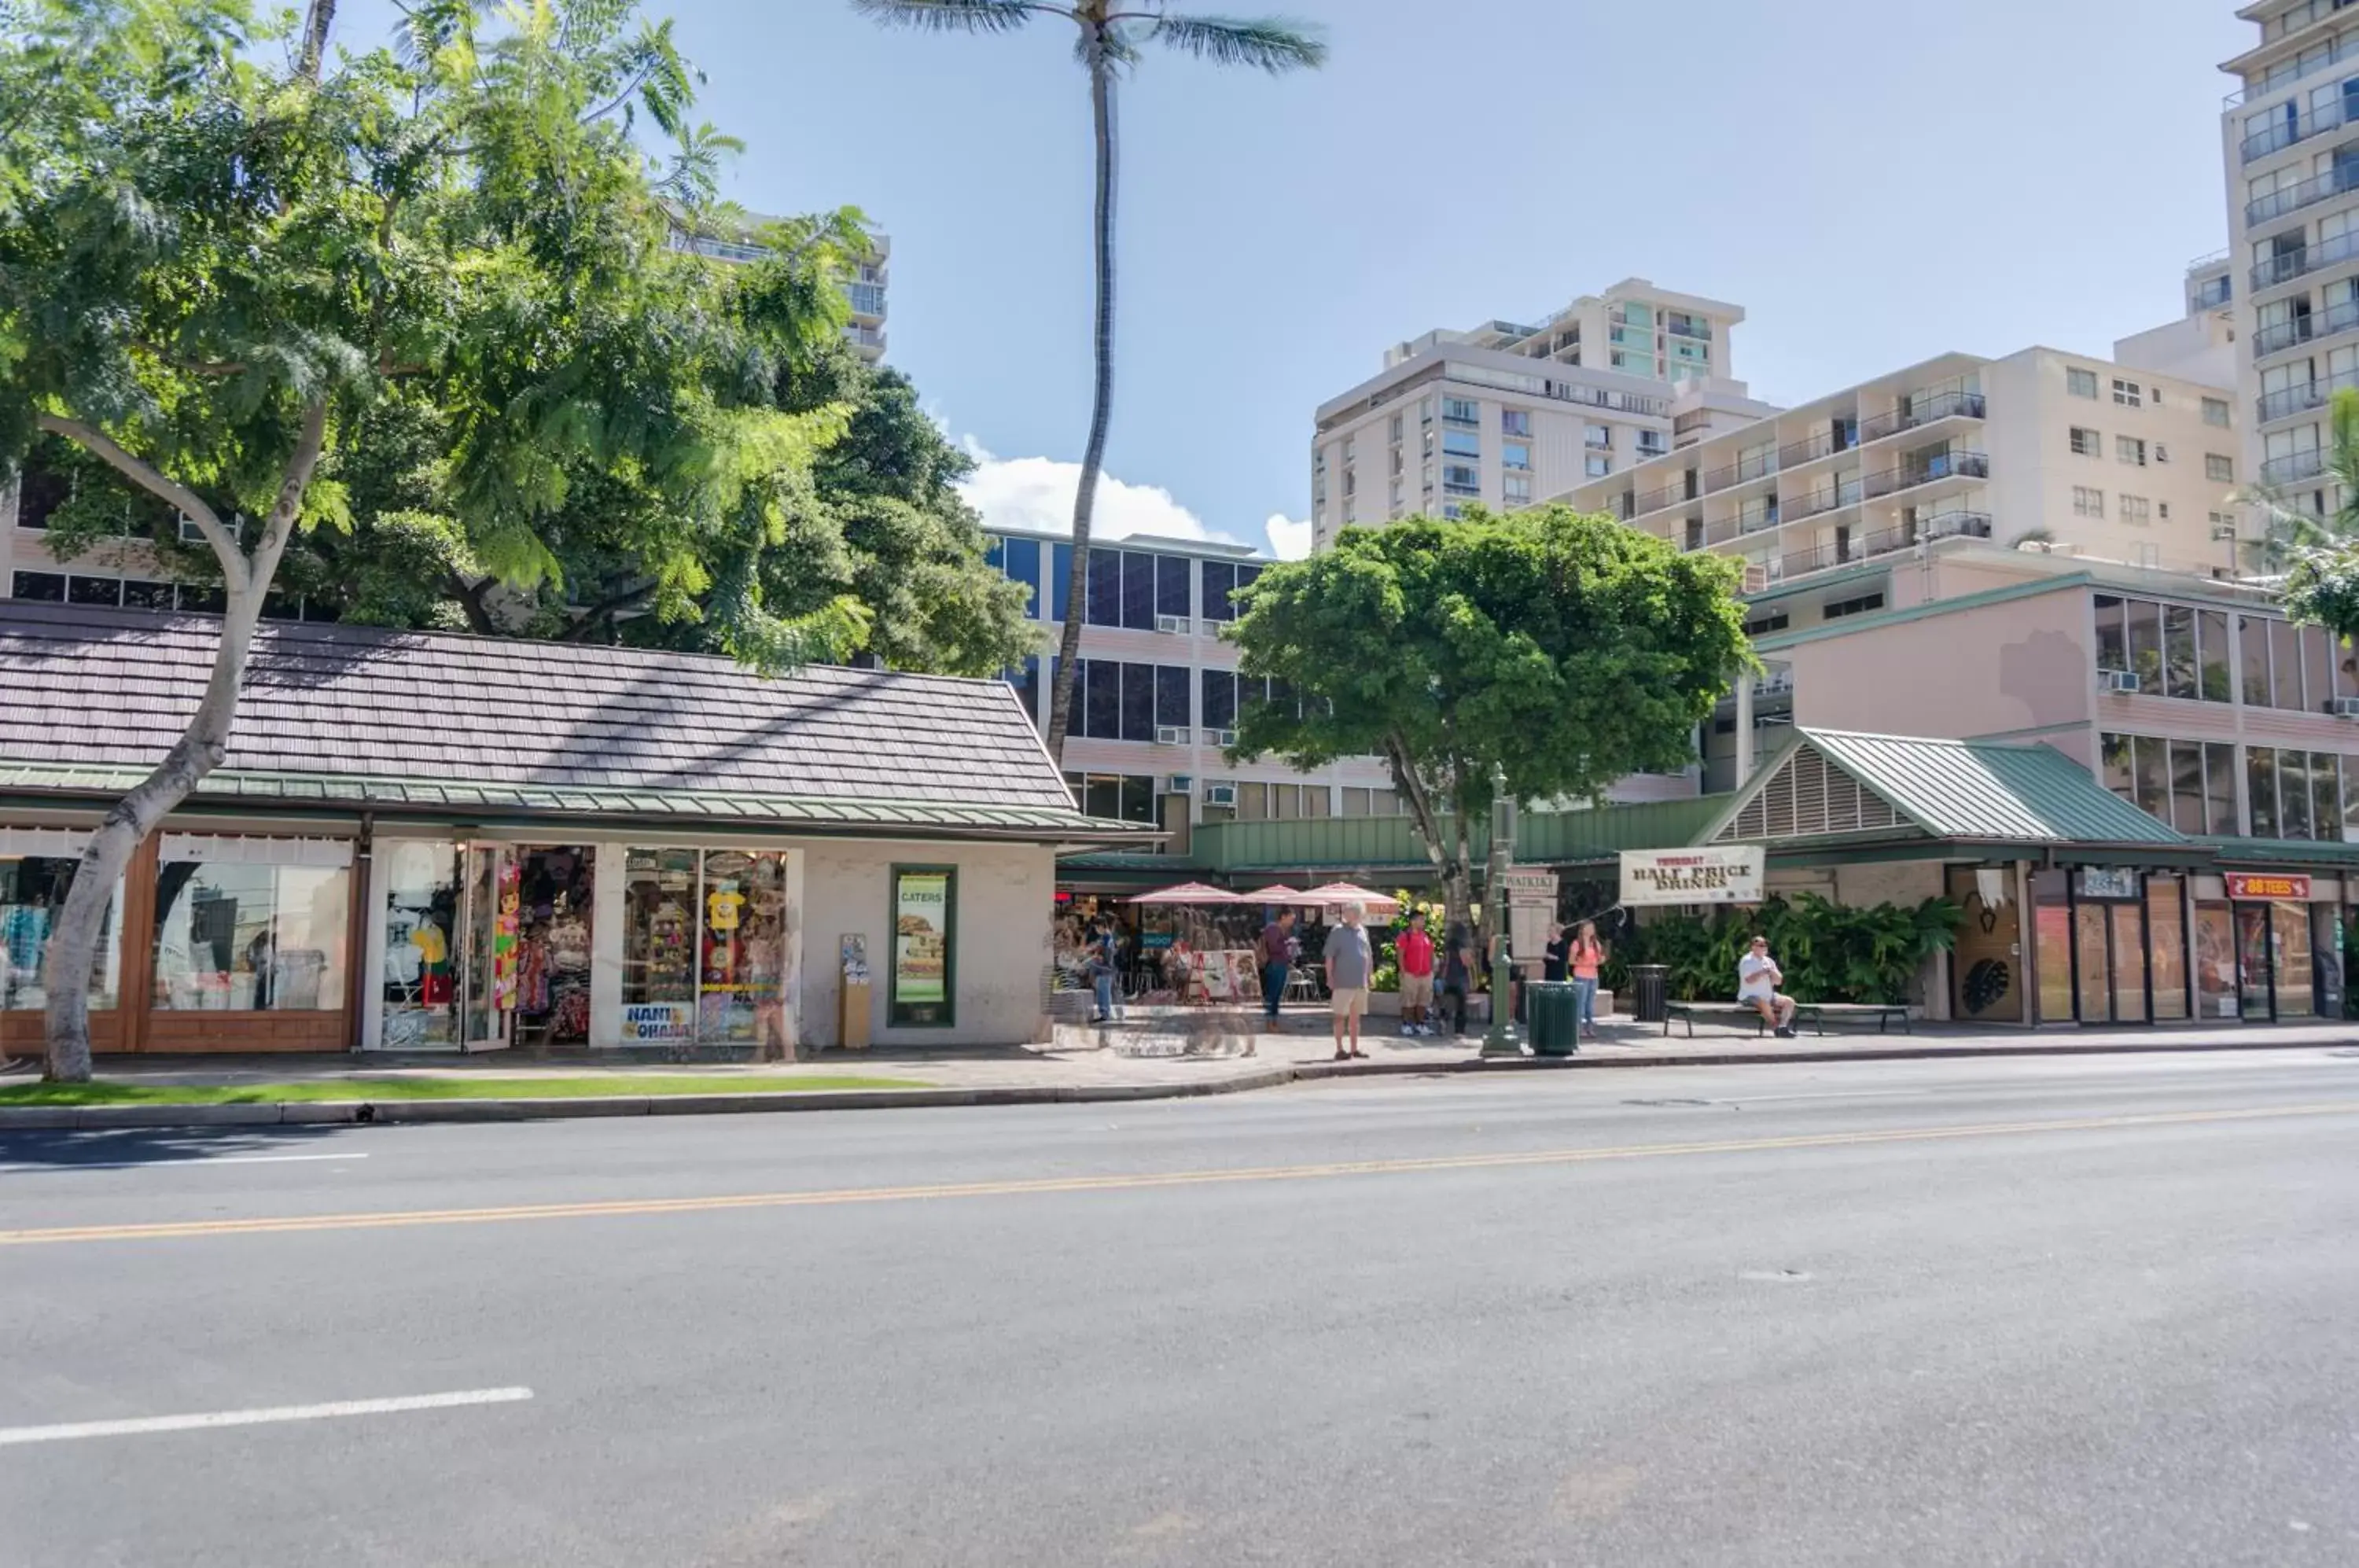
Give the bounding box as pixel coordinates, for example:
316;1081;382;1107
1603;893;1959;1005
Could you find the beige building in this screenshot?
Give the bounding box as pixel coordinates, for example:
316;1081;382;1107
1308;279;1766;548
1562;344;2245;607
2219;0;2359;508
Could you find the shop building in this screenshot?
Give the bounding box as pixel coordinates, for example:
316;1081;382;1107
0;605;1143;1056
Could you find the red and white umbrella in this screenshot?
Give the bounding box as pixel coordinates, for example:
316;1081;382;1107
1126;882;1242;906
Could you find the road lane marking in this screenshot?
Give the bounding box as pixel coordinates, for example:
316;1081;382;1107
0;1152;369;1172
0;1387;532;1446
3;1100;2354;1248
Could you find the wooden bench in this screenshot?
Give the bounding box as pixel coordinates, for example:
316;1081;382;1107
1661;1001;1912;1039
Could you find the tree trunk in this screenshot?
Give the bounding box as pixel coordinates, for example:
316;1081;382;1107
39;402;329;1080
1044;32;1119;764
297;0;337;81
1387;734;1468;929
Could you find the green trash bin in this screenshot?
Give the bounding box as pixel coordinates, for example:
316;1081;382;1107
1527;980;1581;1057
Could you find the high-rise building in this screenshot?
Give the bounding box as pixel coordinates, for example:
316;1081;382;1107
1308;279;1765;549
668;218;890;364
2218;0;2359;509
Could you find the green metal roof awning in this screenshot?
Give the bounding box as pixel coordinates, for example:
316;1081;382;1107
1703;729;2187;851
0;761;1155;845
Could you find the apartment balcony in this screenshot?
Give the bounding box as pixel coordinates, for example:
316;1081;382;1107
1784;479;1862;525
2241;90;2359;164
1863;450;1988;499
2225;26;2359;109
1771;512;1993;582
2258;363;2359;422
1776;429;1854;469
2250;227;2359;293
1628;477;1700;517
2261;447;2328;485
2243;160;2359;229
1855;390;1987;445
1665;318;1713;342
2253;294;2359;356
1702;450;1776;493
1734;503;1781;536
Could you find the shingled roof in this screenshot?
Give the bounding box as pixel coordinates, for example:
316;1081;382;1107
0;604;1124;839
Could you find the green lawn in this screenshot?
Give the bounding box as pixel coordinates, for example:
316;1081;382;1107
0;1074;930;1107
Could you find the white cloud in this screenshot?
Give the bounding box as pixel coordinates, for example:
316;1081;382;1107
1263;513;1312;561
956;440;1254;550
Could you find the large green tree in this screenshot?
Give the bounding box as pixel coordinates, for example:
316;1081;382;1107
1226;506;1755;923
852;0;1325;759
0;0;866;1078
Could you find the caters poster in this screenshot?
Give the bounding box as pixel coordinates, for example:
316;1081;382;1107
1619;846;1766;907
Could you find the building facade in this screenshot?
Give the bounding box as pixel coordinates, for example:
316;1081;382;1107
1308;279;1765;547
980;527;1398;854
668;220;890;364
2219;0;2359;510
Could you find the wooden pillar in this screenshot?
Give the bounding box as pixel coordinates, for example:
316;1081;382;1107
117;831;161;1055
343;815;372;1051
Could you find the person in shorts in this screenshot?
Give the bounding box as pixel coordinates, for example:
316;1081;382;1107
1738;935;1799;1038
1323;904;1375;1060
1395;910;1435;1036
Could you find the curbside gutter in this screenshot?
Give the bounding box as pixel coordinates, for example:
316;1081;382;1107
0;1038;2346;1133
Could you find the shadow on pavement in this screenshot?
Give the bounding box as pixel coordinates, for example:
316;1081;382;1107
0;1124;361;1170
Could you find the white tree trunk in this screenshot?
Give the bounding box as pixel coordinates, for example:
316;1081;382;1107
38;403;328;1081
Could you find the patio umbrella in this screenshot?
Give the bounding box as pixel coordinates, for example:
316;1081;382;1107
1236;884;1304;903
1297;882;1403;916
1127;882;1242;905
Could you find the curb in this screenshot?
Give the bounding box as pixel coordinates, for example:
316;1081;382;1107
0;1039;2346;1133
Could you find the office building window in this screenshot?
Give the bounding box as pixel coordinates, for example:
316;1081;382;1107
1156;664;1190;731
2154;443;2169;465
2206;453;2236;483
1585;455;1611;478
2070;426;2102;457
1441;429;1481;459
1388;414;1403;441
10;571;64;601
1503;474;1533;503
2112;378;2142;408
2121;495;2151;525
1442;463;1481;495
1442;396;1479;425
1500;408;1532;437
991;536;1043;619
2203;396;2232;428
1156;554;1191;619
1637;429;1668;457
2116;436;2147;466
2073;486;2105;518
1197;560;1258;624
2067;367;2100;399
1583;423;1610;449
1822;593;1885;620
1502;442;1531;471
1341;467;1356;497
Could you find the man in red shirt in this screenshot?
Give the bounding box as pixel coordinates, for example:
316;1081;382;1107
1395;910;1436;1037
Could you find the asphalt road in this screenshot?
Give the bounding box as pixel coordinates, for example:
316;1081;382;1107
5;1047;2359;1568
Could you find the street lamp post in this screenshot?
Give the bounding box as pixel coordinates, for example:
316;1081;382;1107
1481;765;1522;1058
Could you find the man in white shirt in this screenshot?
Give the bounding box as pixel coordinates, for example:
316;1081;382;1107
1737;935;1798;1038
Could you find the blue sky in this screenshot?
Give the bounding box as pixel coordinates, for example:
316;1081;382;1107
340;0;2253;558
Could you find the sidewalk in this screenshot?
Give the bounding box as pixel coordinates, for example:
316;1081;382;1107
2;1009;2353;1130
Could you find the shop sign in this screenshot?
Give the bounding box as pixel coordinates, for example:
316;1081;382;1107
2226;872;2312;901
623;1001;694;1041
2074;867;2141;900
1620;846;1764;907
889;866;956;1027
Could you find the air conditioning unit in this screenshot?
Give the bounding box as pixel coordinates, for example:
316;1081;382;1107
1202;727;1238;747
1156;613;1191;635
1163;774;1194;794
1204;782;1239;808
2333;697;2359;720
1154;724;1188;746
2098;669;2140;694
1741;565;1770;594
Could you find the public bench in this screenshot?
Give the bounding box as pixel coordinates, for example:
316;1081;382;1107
1660;1001;1913;1039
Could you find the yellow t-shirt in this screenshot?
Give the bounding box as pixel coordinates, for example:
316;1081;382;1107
410;922;448;967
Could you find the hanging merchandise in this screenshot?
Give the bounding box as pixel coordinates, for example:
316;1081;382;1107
492;861;521;1010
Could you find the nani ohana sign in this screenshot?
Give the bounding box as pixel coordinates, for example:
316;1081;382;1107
1619;846;1766;907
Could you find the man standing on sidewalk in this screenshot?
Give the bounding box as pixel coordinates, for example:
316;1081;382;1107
1324;905;1374;1060
1396;910;1436;1037
1258;908;1297;1024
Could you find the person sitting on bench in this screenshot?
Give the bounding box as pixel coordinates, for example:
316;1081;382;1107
1737;935;1799;1039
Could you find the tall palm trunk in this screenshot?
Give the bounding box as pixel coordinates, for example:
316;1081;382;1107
1044;36;1117;763
298;0;337;81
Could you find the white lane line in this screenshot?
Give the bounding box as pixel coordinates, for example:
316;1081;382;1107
0;1387;533;1447
0;1152;369;1172
1717;1090;1937;1104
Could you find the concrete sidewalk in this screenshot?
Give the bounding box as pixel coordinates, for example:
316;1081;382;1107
2;1008;2353;1131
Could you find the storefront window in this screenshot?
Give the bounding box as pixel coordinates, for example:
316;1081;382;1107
2193;903;2237;1021
2195;609;2232;701
698;849;795;1051
512;845;594;1046
380;841;460;1047
2033;872;2074;1023
1;855;120;1010
2162;605;2197;699
2250;748;2280;837
620;848;699;1042
2147;875;2188;1021
2073;903;2108;1023
153;842;350;1010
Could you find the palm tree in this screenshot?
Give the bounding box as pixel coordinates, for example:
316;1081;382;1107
852;0;1326;760
2240;386;2359;646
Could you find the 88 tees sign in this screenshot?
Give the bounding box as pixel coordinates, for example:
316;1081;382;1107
2225;873;2311;901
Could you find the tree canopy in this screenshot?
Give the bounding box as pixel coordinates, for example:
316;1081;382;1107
2246;386;2359;644
1225;506;1755;915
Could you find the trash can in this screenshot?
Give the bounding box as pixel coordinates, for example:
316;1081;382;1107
1526;980;1581;1057
1630;963;1669;1025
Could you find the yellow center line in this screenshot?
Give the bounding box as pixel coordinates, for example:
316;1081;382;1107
6;1100;2356;1248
